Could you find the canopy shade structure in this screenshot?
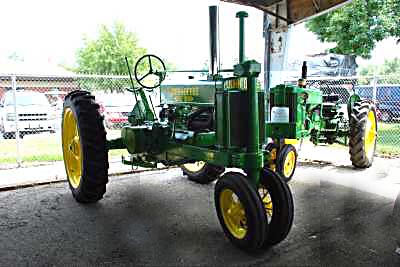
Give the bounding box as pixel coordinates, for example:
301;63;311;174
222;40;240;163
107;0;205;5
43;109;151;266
222;0;351;24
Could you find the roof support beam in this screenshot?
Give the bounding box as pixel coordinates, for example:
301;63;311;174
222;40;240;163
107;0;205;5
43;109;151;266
222;0;352;24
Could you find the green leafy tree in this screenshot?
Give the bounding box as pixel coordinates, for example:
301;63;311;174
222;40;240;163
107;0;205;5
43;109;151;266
359;57;400;76
359;65;376;76
73;21;176;92
306;0;400;59
381;57;400;75
73;22;150;92
76;22;147;75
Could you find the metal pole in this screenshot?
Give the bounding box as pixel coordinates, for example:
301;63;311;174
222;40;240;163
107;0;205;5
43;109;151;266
372;75;377;103
264;13;272;91
246;73;261;187
209;6;220;77
11;75;21;167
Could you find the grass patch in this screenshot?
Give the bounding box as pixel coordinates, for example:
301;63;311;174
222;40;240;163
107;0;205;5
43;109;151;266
0;130;128;164
376;122;400;155
335;122;400;155
0;123;399;164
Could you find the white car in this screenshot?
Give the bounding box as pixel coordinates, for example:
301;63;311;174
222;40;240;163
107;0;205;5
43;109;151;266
95;93;135;129
0;90;57;139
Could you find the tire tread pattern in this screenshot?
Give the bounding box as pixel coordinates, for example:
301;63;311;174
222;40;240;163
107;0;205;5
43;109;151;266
214;172;267;251
63;90;109;203
261;168;294;246
349;100;377;168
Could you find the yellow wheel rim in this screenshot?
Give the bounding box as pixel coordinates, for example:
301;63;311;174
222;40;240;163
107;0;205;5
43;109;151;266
259;185;273;221
62;108;82;189
220;189;247;239
269;148;277;171
364;110;377;160
183;161;206;173
283;150;296;178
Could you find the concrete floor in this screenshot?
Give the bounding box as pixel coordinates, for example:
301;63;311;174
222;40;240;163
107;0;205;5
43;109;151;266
1;157;400;266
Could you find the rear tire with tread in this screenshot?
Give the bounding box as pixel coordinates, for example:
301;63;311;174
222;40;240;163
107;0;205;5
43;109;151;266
349;100;377;168
62;90;109;203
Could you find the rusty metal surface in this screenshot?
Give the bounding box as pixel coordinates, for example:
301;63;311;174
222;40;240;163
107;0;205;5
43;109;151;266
222;0;351;24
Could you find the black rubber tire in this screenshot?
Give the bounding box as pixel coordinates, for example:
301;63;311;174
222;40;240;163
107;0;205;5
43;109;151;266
214;172;267;251
259;168;294;246
265;142;278;171
276;144;297;183
181;162;225;184
265;143;278;154
349;100;377;168
62;90;109;203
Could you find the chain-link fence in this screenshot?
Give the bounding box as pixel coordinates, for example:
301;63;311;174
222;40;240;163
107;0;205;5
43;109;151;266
0;74;399;170
286;75;400;155
0;74;157;169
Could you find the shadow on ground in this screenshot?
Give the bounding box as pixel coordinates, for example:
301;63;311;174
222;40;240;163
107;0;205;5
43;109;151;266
0;168;399;266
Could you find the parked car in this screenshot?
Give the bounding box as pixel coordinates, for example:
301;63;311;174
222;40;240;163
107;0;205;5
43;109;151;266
95;93;135;129
355;85;400;122
0;90;57;139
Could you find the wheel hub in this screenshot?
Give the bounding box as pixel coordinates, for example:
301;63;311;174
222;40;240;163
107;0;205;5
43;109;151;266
62;108;82;189
283;151;296;177
183;161;206;173
259;186;273;221
364;110;377;160
220;189;247;239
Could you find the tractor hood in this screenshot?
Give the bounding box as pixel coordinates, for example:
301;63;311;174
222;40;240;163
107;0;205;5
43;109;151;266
160;79;222;106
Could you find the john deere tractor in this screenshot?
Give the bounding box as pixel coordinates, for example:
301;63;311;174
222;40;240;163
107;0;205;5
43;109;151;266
264;62;378;182
61;6;376;251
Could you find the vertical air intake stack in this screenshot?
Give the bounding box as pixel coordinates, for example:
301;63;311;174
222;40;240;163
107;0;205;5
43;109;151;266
236;11;248;64
209;6;220;78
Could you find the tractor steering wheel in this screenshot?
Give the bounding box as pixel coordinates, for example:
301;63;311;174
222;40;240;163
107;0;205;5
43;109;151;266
134;54;166;89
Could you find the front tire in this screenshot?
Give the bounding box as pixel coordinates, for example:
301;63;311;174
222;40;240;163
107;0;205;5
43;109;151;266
215;172;267;251
349;100;377;168
181;161;224;184
62;90;109;203
258;168;294;246
276;144;297;182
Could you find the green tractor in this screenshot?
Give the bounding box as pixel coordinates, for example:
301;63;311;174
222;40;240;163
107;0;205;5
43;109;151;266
61;6;376;251
264;61;378;182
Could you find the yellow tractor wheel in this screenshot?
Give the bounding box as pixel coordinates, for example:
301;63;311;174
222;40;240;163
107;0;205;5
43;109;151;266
214;172;267;251
349;101;377;168
62;91;109;203
276;144;297;183
181;162;224;184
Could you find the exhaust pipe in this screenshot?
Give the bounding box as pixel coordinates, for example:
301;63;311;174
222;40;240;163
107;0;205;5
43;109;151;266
209;6;219;77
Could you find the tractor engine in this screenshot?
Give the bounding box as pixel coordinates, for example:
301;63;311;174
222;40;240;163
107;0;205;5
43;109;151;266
159;80;217;133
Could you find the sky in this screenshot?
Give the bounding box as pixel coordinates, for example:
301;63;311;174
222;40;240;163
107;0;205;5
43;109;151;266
0;0;264;73
0;0;399;75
